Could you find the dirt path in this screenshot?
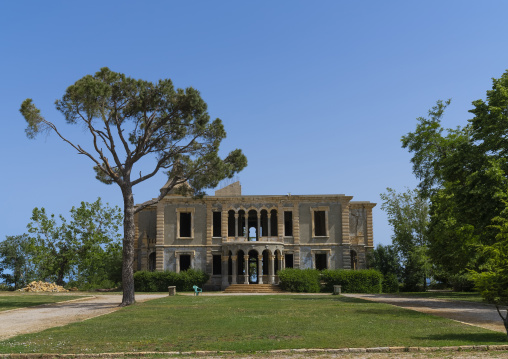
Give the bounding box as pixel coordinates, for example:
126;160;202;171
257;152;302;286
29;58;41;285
0;293;166;341
344;293;506;333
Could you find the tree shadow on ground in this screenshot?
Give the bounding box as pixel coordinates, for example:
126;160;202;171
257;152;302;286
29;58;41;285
412;333;507;343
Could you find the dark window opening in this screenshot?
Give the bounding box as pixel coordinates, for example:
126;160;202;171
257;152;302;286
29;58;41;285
284;211;293;236
213;212;221;237
148;252;156;272
228;253;233;276
260;210;268;237
213;254;222;275
180;254;191;271
238;250;245;275
180;212;192;237
228;210;235;237
262;251;269;276
315;253;327;270
285;254;294;268
314;211;326;236
271;210;278;236
238;210;246;237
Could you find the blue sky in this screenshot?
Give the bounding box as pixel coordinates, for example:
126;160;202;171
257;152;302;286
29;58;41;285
1;1;508;247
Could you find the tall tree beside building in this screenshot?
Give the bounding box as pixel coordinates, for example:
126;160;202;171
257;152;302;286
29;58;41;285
380;187;430;291
402;71;508;281
20;68;247;305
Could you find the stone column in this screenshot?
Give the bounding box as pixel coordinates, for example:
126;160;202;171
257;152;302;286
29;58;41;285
267;215;271;237
244;254;249;284
155;201;165;271
175;253;180;273
221;207;228;241
221;254;229;289
257;255;263;284
244;215;249;240
269;254;275;284
234;213;239;240
341;199;352;270
231;255;237;284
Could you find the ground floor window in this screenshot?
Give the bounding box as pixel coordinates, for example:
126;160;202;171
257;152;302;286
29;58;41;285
180;254;191;271
315;253;327;270
285;253;294;268
212;254;222;275
148;252;156;272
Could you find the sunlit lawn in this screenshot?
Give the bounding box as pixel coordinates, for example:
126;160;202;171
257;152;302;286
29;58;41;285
0;294;86;312
0;295;504;354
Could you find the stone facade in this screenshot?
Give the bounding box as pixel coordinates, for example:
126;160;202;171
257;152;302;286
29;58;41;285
133;182;376;290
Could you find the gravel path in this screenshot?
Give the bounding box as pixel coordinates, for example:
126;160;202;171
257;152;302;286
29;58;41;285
344;293;507;333
0;293;166;340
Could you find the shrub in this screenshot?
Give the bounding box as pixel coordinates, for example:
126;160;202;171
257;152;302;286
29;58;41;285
321;269;383;293
0;283;13;291
448;273;475;292
382;273;399;293
134;269;209;292
278;268;321;293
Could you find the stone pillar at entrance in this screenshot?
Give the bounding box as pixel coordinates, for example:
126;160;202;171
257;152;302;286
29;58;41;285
243;254;249;284
231;255;237;284
221;255;229;289
269;254;275;284
257;255;263;284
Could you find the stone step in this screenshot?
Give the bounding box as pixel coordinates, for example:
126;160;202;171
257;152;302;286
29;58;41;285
223;284;285;293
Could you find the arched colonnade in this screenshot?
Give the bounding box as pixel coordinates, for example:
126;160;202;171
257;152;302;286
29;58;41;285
221;244;284;286
227;207;279;240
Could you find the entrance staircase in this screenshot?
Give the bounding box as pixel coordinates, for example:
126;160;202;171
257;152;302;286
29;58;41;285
223;284;285;294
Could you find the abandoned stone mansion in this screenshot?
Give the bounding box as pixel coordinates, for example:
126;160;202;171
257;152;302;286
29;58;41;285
133;182;376;290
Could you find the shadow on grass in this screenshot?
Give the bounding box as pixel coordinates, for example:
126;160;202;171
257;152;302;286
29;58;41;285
413;333;507;343
286;296;368;304
353;308;429;317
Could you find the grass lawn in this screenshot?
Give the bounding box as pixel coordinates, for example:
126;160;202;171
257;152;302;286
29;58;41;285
0;295;505;354
391;292;484;303
0;294;86;312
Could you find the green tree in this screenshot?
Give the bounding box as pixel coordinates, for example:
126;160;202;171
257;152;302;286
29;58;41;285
0;234;36;289
20;68;247;305
27;198;123;286
402;71;508;279
380;187;430;291
471;202;508;337
368;244;402;279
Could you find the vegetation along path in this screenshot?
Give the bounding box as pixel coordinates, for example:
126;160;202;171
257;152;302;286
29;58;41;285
0;293;166;340
345;293;505;333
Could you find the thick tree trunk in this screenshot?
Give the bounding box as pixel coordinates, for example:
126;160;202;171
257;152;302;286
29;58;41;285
120;185;135;306
495;305;508;339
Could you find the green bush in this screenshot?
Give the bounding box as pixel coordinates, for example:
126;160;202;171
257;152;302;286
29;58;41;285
321;269;383;293
278;268;321;293
382;273;399;293
0;283;13;291
134;269;209;292
448;273;475;292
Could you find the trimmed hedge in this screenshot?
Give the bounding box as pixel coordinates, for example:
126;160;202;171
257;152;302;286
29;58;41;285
278;268;321;293
134;269;209;292
321;269;383;293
